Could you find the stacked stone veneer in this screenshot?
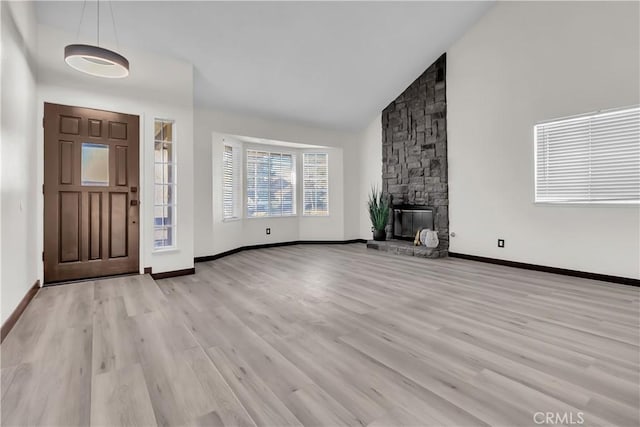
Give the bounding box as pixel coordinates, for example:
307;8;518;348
381;53;448;257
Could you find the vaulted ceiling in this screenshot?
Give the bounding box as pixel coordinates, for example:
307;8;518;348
35;1;493;130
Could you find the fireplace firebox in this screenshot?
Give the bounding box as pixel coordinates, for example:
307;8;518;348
392;206;434;241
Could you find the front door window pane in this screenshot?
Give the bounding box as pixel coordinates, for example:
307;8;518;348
81;143;109;186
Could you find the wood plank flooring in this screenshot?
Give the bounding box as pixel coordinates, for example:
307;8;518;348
1;244;638;426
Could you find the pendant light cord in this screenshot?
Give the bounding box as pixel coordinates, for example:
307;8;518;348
75;0;87;42
73;0;121;51
97;0;100;46
108;0;120;51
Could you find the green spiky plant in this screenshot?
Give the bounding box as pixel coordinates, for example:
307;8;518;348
368;186;390;233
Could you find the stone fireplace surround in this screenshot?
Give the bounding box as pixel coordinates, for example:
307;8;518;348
377;53;448;259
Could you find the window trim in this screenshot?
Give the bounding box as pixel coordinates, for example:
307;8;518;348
302;152;330;217
533;105;640;206
153;118;178;251
246;149;297;219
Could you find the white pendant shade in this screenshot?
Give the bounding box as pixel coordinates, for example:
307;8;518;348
64;44;129;78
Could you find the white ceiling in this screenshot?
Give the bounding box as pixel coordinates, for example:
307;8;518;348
35;1;493;130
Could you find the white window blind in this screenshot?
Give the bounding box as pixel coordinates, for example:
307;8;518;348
223;144;242;219
247;150;296;217
535;106;640;203
303;153;329;216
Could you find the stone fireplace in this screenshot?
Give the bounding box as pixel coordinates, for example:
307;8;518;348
377;53;448;258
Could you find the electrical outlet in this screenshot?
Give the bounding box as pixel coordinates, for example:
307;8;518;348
498;239;505;248
266;227;271;235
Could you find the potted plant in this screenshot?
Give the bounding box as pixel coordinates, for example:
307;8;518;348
368;186;390;241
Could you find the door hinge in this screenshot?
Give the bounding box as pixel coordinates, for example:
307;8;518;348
42;251;44;261
42;117;45;128
42;184;45;194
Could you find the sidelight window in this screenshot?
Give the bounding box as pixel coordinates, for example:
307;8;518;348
154;119;176;248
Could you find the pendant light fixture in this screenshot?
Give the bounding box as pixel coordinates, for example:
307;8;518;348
65;0;129;78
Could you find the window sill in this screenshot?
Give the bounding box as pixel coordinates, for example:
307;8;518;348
534;201;639;207
152;247;180;254
222;217;242;223
246;214;298;219
302;214;331;217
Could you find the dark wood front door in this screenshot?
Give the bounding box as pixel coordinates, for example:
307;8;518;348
44;103;139;283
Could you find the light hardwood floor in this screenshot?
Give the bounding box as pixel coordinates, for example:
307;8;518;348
1;244;638;426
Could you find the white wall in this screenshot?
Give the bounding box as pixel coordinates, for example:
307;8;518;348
36;24;195;275
195;109;358;257
448;1;640;278
1;1;38;324
358;114;383;239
